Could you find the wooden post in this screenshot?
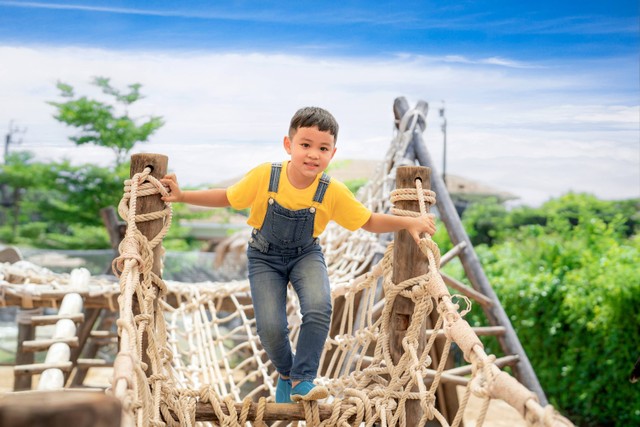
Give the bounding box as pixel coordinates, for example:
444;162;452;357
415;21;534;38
391;166;459;425
394;97;547;404
129;153;168;278
391;166;426;424
101;206;126;274
127;153;168;377
14;309;39;390
0;390;121;427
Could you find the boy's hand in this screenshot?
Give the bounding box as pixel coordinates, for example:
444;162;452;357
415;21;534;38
407;213;436;245
160;174;183;202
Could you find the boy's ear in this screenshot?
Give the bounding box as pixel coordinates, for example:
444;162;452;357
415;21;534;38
283;136;292;154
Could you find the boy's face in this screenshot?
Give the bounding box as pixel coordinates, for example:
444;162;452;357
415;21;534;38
284;126;336;187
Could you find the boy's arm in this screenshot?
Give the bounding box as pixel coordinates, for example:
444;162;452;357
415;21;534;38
160;174;231;208
361;212;436;245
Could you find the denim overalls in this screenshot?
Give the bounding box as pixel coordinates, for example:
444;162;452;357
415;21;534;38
247;162;332;382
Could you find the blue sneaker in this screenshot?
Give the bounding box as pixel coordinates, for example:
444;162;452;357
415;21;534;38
275;376;292;403
290;381;329;402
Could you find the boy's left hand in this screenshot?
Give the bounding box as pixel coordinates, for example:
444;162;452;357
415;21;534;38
407;213;436;244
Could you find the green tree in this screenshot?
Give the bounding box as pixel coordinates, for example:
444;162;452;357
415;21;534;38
455;193;640;425
0;152;51;240
48;77;165;166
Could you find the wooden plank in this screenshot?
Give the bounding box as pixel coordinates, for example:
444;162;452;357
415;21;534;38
0;390;121;427
14;316;36;390
444;355;520;377
22;337;79;352
76;358;112;368
440;271;493;308
425;326;506;338
14;362;73;375
191;402;354;423
30;313;85;326
439;241;467;267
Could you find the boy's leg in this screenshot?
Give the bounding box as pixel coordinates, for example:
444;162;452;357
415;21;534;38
248;251;294;379
288;247;332;398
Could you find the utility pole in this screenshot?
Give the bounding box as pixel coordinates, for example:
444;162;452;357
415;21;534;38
3;120;26;163
439;101;447;185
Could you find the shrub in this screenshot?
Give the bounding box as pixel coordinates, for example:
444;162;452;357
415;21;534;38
459;194;640;425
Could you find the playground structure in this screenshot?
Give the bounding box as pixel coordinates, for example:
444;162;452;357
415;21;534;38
0;97;574;426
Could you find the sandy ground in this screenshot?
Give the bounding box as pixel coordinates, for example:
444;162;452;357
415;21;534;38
0;366;525;426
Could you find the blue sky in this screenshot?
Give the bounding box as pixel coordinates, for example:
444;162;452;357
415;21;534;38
1;1;636;58
0;0;638;205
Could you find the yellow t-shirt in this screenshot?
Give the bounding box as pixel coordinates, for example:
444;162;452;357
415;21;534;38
226;161;371;237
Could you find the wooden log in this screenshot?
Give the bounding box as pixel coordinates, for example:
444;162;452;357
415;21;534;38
77;358;112;368
391;165;459;424
191;402;354;423
14;309;39;390
0;390;122;427
0;245;22;263
395;96;548;404
14;361;73;375
127;153;168;377
30;313;85;326
439;241;466;267
22;337;79;352
440;272;493;308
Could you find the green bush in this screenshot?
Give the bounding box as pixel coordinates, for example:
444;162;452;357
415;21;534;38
37;224;110;250
459;194;640;426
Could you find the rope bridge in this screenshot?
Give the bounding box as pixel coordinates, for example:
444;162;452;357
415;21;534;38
108;155;574;426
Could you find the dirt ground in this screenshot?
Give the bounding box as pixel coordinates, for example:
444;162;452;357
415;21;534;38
0;366;525;426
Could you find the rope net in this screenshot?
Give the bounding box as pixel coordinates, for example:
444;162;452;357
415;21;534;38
106;127;573;426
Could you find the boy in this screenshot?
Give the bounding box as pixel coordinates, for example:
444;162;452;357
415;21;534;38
161;107;436;403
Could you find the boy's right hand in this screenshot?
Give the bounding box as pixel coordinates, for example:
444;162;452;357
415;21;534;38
160;174;183;202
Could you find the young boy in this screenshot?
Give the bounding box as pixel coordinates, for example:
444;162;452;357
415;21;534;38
161;107;436;403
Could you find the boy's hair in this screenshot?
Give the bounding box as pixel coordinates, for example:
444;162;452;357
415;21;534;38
289;107;339;143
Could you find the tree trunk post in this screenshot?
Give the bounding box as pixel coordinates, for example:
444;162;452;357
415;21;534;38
127;153;168;376
391;166;427;424
391;165;460;425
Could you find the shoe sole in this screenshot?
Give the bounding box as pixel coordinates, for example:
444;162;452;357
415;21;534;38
291;385;329;402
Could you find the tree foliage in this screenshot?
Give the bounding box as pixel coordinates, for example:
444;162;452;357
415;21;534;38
0;153;128;248
48;77;165;166
453;193;640;426
0;77;173;249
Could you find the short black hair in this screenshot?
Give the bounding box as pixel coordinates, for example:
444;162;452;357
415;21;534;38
289;107;339;143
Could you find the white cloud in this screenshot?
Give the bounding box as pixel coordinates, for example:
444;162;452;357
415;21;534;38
0;45;637;206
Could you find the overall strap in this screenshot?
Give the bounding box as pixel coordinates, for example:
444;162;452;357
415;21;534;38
268;162;282;193
312;172;331;203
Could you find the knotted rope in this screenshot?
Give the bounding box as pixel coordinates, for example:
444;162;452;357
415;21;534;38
105;163;573;426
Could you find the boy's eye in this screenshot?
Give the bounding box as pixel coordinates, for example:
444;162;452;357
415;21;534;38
301;143;310;148
320;147;329;151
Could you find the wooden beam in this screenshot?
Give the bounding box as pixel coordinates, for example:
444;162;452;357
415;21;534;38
440;271;493;308
190;402;354;423
14;362;73;375
30;313;85;326
439;241;467;267
128;153;168;377
391;166;430;425
0;390;122;427
21;337;79;352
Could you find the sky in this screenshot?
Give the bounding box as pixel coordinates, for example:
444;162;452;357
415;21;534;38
0;0;638;206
